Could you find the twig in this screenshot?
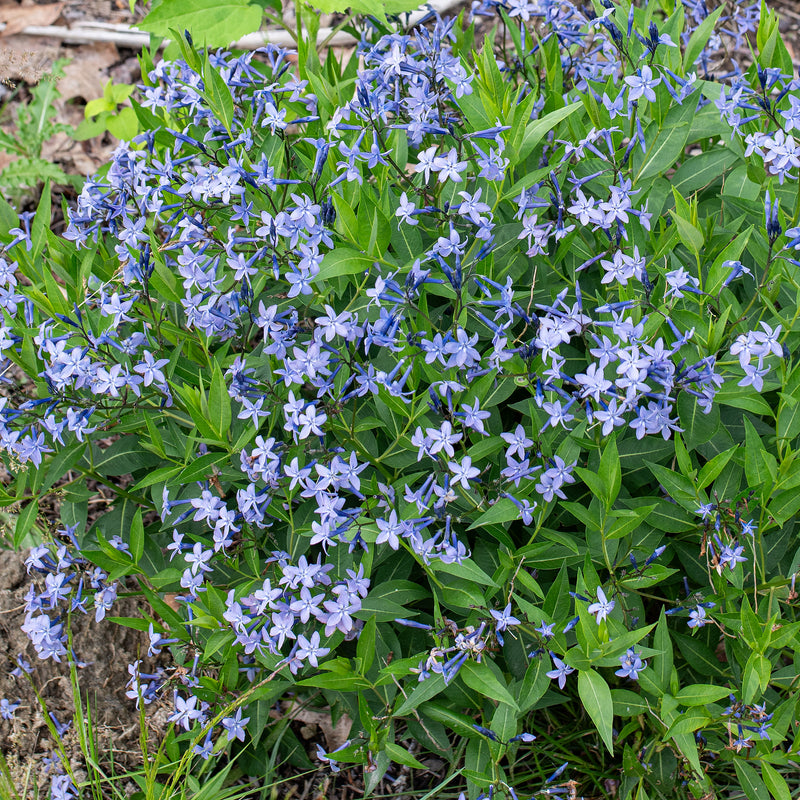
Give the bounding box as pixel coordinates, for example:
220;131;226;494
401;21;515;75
0;0;465;50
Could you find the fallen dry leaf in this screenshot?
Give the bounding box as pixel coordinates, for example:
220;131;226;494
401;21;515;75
0;2;64;37
55;42;118;103
272;700;352;752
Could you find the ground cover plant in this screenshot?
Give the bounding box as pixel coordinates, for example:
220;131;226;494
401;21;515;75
0;58;82;202
1;0;800;798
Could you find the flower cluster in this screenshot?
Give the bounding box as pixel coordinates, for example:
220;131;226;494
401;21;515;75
2;0;798;793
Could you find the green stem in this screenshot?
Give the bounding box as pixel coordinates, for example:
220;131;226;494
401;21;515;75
160;662;289;800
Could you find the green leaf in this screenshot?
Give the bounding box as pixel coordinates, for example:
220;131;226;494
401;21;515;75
0;194;17;231
705;225;755;294
742;652;770;703
768;489;800;527
623;497;695;532
543;564;571;621
618;434;674;476
673;633;728;678
296;672;370;691
356;615;377;675
105;616;156;632
460;660;519;710
468;498;522;529
598;434;621;507
40;441;86;493
578;669;614;754
564;647;591;672
501;166;553;204
777;394;800;446
517;657;550;713
0;157;71;189
517;103;582;162
645;462;698;509
669;210;704;255
106;106;140;140
490;702;518;744
722;164;761;201
653;609;673;694
91;499;137;554
384;742;426;770
86;437;160;477
574;466;607;502
464;739;492;796
682;4;726;71
761;762;792;800
202;55;235;133
434;559;499;588
604;506;656;540
31;179;51;261
600;624;656;660
311;0;421;20
14;500;39;549
757;2;794;75
744;417;773;491
635;101;695;183
86;96;114;120
674;431;693;476
621;565;679;591
431;572;486;609
611;689;652;718
61;500;87;541
562;500;601;531
138;0;263;47
208;361;232;441
716;382;774;417
315;247;374;282
663;709;710;738
420;702;480;740
395;673;446;716
733;761;770;800
677;393;720;449
670;148;739;197
149;567;182;589
688;102;730;143
674;684;731;706
202;630;231;660
130;464;182;491
671;732;703;776
697;447;737;490
129;509;144;564
176;452;228;485
740;596;764;651
138;583;182;627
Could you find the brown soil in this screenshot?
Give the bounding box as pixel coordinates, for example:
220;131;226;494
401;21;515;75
0;548;170;797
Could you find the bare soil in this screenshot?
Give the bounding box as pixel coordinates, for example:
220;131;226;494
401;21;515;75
0;548;172;796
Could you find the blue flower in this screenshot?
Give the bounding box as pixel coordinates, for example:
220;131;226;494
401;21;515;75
546;653;575;689
222;707;250;742
615;648;646;680
0;698;20;720
587;587;615;624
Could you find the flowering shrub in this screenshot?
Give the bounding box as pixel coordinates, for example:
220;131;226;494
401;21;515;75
3;0;800;798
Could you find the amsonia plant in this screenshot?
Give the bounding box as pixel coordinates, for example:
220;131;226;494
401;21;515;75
2;1;800;799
